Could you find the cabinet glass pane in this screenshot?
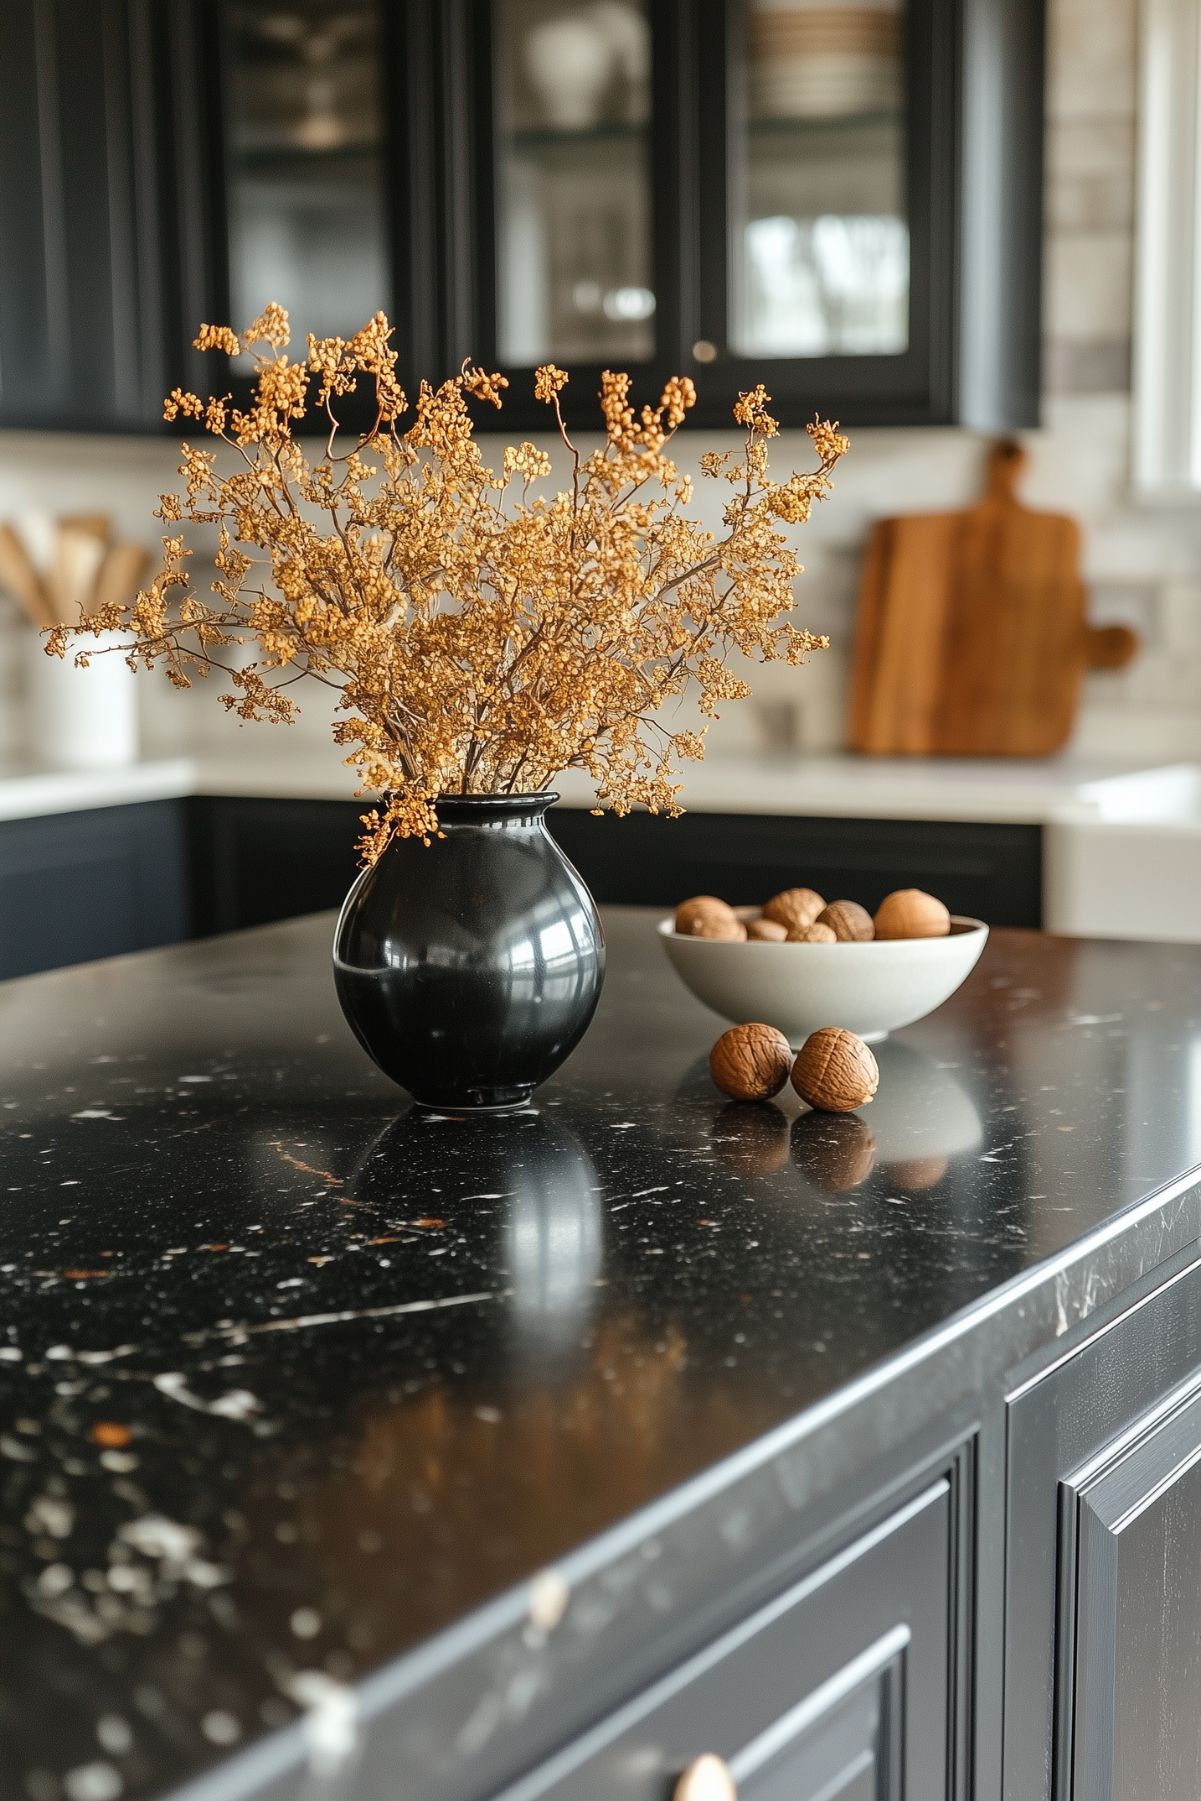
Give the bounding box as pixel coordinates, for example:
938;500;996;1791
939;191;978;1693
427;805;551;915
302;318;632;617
495;0;655;366
225;2;389;342
730;0;908;359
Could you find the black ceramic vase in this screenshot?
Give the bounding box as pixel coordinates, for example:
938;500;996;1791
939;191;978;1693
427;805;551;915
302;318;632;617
332;793;605;1111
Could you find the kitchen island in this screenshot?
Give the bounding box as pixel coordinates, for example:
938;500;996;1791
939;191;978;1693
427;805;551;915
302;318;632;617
2;911;1201;1801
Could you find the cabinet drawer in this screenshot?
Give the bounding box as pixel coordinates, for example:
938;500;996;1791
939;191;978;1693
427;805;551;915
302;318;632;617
498;1482;952;1801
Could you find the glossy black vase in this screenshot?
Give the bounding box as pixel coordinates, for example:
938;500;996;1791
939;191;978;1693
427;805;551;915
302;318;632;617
332;793;605;1111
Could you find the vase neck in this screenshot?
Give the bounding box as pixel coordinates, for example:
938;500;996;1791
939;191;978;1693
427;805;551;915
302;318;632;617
433;791;559;827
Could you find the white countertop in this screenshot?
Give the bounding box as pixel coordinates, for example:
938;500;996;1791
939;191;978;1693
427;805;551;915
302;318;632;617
0;747;1188;827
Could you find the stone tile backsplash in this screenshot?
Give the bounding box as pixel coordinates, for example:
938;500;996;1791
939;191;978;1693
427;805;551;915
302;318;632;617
1;0;1199;771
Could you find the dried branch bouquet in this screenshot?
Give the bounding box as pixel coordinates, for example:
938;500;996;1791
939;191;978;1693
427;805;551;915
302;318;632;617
49;306;847;858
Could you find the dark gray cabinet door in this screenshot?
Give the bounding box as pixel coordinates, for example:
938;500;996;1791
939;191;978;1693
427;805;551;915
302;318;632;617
1005;1254;1201;1801
1069;1384;1201;1801
0;803;190;978
0;0;176;431
497;1480;952;1800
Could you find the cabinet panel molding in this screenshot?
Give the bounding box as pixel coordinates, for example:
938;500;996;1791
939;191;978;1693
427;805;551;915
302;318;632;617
1004;1255;1201;1801
1067;1383;1201;1801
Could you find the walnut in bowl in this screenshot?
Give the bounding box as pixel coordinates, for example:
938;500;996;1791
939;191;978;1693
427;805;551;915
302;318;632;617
658;912;988;1044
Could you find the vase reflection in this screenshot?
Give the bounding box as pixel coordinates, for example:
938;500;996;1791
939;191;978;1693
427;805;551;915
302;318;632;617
355;1108;603;1354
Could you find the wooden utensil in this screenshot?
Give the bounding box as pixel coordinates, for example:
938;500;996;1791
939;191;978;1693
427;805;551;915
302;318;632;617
847;441;1140;757
0;523;57;630
59;512;112;544
50;524;108;624
93;540;152;615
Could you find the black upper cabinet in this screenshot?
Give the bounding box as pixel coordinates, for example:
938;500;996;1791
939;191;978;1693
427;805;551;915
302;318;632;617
0;0;1043;434
442;0;1045;430
0;1;177;431
163;0;445;432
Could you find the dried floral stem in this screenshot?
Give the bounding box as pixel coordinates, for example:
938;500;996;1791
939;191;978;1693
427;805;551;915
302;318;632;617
48;306;846;859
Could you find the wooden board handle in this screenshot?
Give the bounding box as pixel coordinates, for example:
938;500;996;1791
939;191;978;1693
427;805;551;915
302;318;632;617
1085;623;1139;671
982;438;1028;505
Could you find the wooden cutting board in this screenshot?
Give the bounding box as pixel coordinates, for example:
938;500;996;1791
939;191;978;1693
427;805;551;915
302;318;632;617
847;441;1138;756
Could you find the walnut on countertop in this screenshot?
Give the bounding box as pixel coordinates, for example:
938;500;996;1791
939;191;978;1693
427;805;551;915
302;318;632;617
791;1026;879;1112
709;1022;795;1101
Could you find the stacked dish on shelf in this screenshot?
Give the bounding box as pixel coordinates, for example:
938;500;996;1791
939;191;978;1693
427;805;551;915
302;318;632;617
747;0;903;121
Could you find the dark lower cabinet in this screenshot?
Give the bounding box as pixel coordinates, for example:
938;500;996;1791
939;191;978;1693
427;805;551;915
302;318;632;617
1070;1387;1201;1801
0;802;190;979
187;798;1044;934
0;796;1045;978
501;1482;952;1799
1006;1256;1201;1801
186;795;363;937
547;809;1043;926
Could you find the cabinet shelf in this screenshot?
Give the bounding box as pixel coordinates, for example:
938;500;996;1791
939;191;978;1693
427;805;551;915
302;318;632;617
746;107;902;136
231;141;382;172
507;119;647;152
506;109;899;155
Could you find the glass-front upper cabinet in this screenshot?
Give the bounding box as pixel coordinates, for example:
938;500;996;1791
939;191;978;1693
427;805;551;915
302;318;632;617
221;0;390;345
493;0;656;369
728;0;908;362
447;0;698;421
690;0;959;426
451;0;1043;431
183;0;443;416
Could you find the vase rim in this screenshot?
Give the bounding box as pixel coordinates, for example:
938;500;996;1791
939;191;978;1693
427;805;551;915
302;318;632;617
432;790;560;815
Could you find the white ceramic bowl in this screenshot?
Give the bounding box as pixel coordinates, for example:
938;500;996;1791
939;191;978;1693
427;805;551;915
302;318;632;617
658;914;988;1044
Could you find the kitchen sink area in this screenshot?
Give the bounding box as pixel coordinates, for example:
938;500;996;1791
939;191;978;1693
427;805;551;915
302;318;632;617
1047;763;1201;941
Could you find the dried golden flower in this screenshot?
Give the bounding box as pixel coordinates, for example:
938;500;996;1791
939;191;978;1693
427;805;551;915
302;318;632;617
194;323;241;356
53;306;846;861
733;384;779;435
241;302;290;350
462;363;510;409
534;364;569;403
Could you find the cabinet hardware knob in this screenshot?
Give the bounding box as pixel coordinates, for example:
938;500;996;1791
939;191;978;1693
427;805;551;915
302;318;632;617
692;339;719;364
673;1754;736;1800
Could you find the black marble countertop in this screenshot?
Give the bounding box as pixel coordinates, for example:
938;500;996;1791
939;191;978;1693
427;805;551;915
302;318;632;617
3;910;1201;1801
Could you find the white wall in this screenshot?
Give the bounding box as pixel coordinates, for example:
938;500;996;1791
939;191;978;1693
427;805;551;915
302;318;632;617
2;0;1198;771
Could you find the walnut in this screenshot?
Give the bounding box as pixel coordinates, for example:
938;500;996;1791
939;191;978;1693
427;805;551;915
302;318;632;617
873;888;951;940
763;887;825;931
746;916;788;942
785;921;837;943
790;1026;879;1112
674;896;745;940
792;1112;877;1192
815;899;874;942
709;1022;794;1101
